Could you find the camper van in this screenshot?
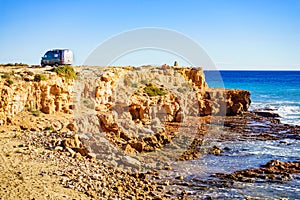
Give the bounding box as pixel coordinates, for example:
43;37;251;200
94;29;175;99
41;49;73;67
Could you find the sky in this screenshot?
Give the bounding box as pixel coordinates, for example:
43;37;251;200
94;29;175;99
0;0;300;70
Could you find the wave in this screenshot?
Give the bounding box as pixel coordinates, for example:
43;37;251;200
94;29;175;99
278;105;300;116
250;102;300;126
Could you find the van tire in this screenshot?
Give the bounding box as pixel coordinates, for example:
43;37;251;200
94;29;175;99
54;63;59;67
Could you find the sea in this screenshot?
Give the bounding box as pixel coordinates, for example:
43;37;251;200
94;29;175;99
205;70;300;126
167;71;300;199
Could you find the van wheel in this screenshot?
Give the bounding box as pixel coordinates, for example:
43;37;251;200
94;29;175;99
55;63;59;67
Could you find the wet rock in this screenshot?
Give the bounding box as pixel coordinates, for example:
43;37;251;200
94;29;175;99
214;160;300;183
254;111;280;118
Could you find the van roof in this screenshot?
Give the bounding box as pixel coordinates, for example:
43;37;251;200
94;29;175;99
50;49;71;51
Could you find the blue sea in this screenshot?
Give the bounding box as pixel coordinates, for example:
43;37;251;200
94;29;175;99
170;70;300;199
205;70;300;125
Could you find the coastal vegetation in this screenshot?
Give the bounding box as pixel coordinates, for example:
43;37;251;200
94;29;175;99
28;107;41;117
5;79;14;85
144;84;167;97
52;65;76;80
0;63;29;67
34;74;47;82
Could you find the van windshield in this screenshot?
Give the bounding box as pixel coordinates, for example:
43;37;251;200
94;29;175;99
44;51;54;59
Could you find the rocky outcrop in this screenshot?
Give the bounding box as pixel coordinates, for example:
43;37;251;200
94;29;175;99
214;160;300;183
71;66;250;154
175;67;208;92
200;89;251;116
0;66;251;155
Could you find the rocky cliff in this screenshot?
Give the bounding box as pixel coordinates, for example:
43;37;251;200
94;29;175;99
0;66;250;155
0;73;74;125
0;66;250;123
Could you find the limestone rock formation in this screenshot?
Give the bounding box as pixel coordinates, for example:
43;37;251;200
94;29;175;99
0;74;74;125
201;89;251;116
0;66;251;156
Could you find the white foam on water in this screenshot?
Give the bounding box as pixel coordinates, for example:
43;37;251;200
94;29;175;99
277;105;300;125
250;102;300;126
277;105;300;116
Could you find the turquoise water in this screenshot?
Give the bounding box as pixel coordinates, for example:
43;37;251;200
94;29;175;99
205;71;300;125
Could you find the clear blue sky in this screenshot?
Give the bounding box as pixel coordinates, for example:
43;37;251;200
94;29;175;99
1;0;299;70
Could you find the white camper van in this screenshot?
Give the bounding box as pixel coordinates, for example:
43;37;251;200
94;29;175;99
41;49;73;67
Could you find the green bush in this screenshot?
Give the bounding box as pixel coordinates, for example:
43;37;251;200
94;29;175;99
144;85;167;97
28;106;41;117
52;65;76;80
6;79;13;85
31;110;41;117
34;74;47;82
44;126;54;131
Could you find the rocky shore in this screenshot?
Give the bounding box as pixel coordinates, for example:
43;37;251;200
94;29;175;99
1;65;299;199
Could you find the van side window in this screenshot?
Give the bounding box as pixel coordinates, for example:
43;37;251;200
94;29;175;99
54;54;59;58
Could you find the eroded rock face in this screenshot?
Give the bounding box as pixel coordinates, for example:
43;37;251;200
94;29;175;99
201;89;251;116
0;75;74;125
0;66;251;155
176;67;208;92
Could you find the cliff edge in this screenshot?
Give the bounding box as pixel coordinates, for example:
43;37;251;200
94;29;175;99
0;65;250;125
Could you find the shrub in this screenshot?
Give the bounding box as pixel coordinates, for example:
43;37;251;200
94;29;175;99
181;83;190;88
177;88;185;93
34;74;47;82
131;83;138;88
1;73;10;79
52;65;76;80
28;106;41;117
6;79;13;85
0;63;29;67
44;126;54;131
30;65;41;68
24;71;34;76
31;110;41;117
83;99;94;109
144;84;167;97
5;63;14;66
